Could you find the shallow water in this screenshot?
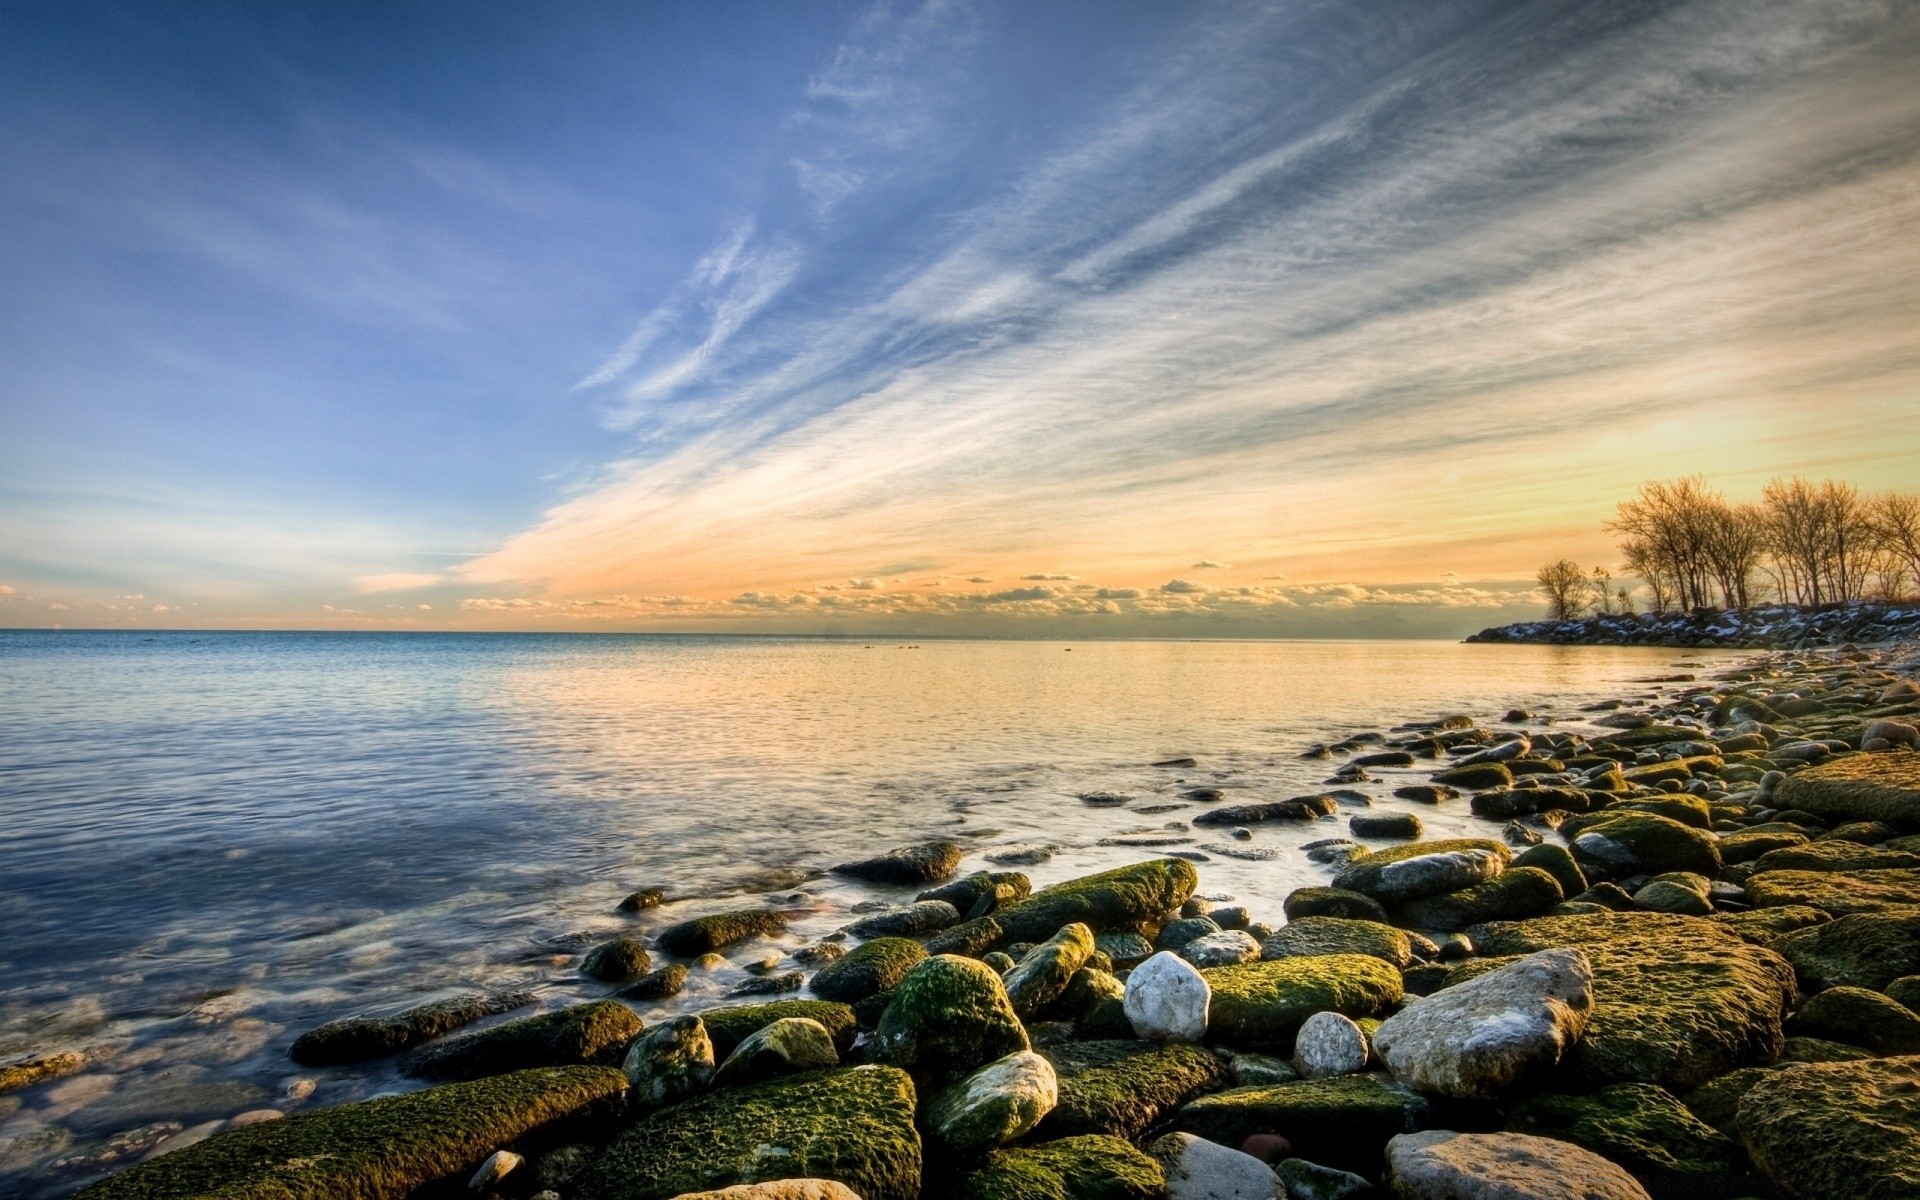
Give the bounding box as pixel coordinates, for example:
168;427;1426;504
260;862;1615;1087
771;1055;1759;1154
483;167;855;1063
0;631;1728;1194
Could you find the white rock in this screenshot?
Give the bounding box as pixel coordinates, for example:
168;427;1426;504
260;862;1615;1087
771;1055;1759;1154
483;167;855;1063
1125;951;1211;1042
469;1149;523;1192
1292;1010;1370;1079
1152;1132;1281;1200
1372;948;1592;1099
1181;930;1261;968
1386;1129;1650;1200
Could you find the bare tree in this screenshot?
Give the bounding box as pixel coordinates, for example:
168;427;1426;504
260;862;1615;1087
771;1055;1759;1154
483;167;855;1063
1872;492;1920;601
1762;477;1827;605
1702;500;1766;609
1537;559;1591;621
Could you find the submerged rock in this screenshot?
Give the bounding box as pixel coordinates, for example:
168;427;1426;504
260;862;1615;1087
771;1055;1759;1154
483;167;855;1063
925;1050;1058;1158
833;840;964;884
1038;1039;1231;1140
1737;1056;1920;1200
289;991;535;1067
1384;1129;1651;1200
1373;949;1592;1099
868;955;1030;1092
573;1065;922;1200
406;1000;642;1082
656;910;788;957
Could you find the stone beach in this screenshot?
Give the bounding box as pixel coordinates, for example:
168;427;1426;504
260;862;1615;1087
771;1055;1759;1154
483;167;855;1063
9;634;1920;1199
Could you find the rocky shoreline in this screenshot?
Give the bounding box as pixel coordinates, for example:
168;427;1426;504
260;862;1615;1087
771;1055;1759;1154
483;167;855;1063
1465;600;1920;649
9;642;1920;1200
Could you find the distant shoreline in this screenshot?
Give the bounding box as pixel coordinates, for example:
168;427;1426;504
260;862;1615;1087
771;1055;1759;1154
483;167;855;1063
1466;600;1920;649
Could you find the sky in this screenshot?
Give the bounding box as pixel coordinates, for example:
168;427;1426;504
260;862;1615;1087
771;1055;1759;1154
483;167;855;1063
2;0;1917;637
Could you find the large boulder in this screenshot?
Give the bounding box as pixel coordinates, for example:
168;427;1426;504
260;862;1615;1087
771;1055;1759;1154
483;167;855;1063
1569;814;1720;880
1003;923;1095;1018
845;901;962;939
623;1015;715;1109
950;1135;1164;1200
406;1000;642;1081
73;1066;628;1200
1384;1130;1651;1200
1372;949;1593;1099
1333;839;1512;903
1466;914;1794;1092
573;1066;921;1200
989;859;1199;944
1737;1056;1920;1200
868;955;1030;1092
1751;839;1920;873
1176;1075;1432;1176
656;910;788;957
809;938;927;1003
1790;986;1920;1054
1125;951;1211;1043
1745;868;1920;914
1037;1039;1232;1140
1393;867;1564;933
1150;1133;1281;1200
289;991;534;1066
1260;916;1412;968
1770;910;1920;991
698;1001;858;1061
1507;1084;1743;1195
1203;955;1402;1053
834;840;964;884
1774;754;1920;825
713;1017;840;1087
925;1051;1058;1159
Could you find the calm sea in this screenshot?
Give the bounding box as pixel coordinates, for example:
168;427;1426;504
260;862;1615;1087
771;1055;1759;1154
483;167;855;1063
0;631;1725;1194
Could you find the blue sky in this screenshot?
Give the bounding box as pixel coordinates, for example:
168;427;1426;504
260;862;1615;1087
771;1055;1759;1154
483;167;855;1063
3;0;1918;634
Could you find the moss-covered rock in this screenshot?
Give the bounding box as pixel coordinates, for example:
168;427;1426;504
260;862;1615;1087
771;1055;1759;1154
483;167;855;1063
1612;794;1714;828
1709;905;1830;944
406;1000;642;1082
1465;914;1793;1092
619;963;690;1002
846;901;962;939
1681;1066;1775;1133
73;1066;628;1200
949;1134;1164;1200
1736;1056;1920;1200
1003;923;1095;1018
869;955;1030;1092
1174;1074;1432;1175
1889;975;1920;1012
1393;866;1564;932
1790;986;1920;1054
0;1050;85;1095
835;840;965;884
713;1017;841;1088
989;859;1199;944
1773;753;1920;825
1770;910;1920;991
1632;879;1713;916
1047;966;1127;1027
623;1015;714;1109
1432;762;1513;790
289;991;535;1066
1282;887;1390;924
925;917;1005;958
1569;813;1720;880
810;938;928;1004
574;1066;921;1200
925;1051;1058;1160
699;1000;858;1061
1780;1036;1874;1063
1506;1084;1741;1193
1595;725;1712;750
1511;843;1587;898
920;872;1033;915
1259;916;1412;968
1752;839;1920;873
656;910;789;957
1621;756;1724;789
1717;829;1811;865
1035;1039;1230;1140
583;937;654;982
1746;867;1920;913
1203;955;1403;1053
1332;839;1512;903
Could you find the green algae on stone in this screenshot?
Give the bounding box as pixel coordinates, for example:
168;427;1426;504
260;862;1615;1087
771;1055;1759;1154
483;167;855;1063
1331;838;1512;903
925;916;1005;958
1769;909;1920;992
1393;866;1564;932
573;1066;922;1200
1259;916;1412;967
1681;1066;1776;1134
1779;1036;1875;1063
868;955;1030;1093
1046;966;1126;1027
1751;839;1920;874
1790;986;1920;1054
1736;1056;1920;1200
1773;753;1920;825
1621;756;1724;789
1568;812;1720;880
1431;762;1513;790
406;1000;642;1081
1002;923;1095;1018
950;1134;1164;1200
290;992;537;1066
656;909;789;957
74;1066;628;1200
1608;794;1715;828
699;1000;858;1061
1282;887;1390;924
1506;1083;1741;1190
1746;867;1920;914
583;937;654;982
988;859;1199;945
1174;1074;1431;1175
919;871;1032;914
1203;954;1402;1054
1036;1039;1230;1140
1889;975;1920;1012
810;938;928;1004
1716;829;1812;865
1511;843;1587;899
1708;905;1830;945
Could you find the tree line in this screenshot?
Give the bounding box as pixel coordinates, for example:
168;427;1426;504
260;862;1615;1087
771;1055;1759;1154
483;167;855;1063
1536;477;1920;619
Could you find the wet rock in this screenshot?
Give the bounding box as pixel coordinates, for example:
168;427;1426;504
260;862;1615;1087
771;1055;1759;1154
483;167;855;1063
833;840;964;884
926;1050;1057;1158
810;937;927;1004
1631;878;1712;916
1292;1011;1370;1080
921;871;1032;916
290;992;536;1067
1149;1132;1282;1200
1038;1040;1230;1139
620;963;690;1002
1182;930;1261;968
1736;1056;1920;1200
0;1051;87;1095
1384;1129;1650;1200
924;916;1005;958
623;1015;715;1109
582;936;653;982
845;900;961;939
73;1066;628;1200
574;1065;922;1200
1125;951;1211;1043
1333;839;1512;904
1790;986;1920;1054
713;1016;840;1087
619;887;667;911
1080;792;1133;807
407;1001;642;1082
728;971;803;997
1393;867;1565;932
1260;917;1412;968
990;859;1199;944
1569;813;1720;880
1157;916;1223;952
656;910;788;957
1431;762;1513;790
1507;1083;1740;1193
1203;955;1402;1054
1373;949;1592;1099
1773;752;1920;824
1888;975;1920;1011
1510;844;1586;898
1003;923;1095;1018
951;1134;1163;1200
698;1000;858;1061
1227;1053;1299;1088
869;955;1029;1092
1194;798;1337;826
1175;1074;1432;1176
1283;888;1389;924
1094;932;1156;968
1350;813;1422;840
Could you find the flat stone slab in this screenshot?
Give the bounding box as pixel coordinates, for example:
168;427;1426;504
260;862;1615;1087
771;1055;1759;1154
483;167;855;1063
1775;753;1920;825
